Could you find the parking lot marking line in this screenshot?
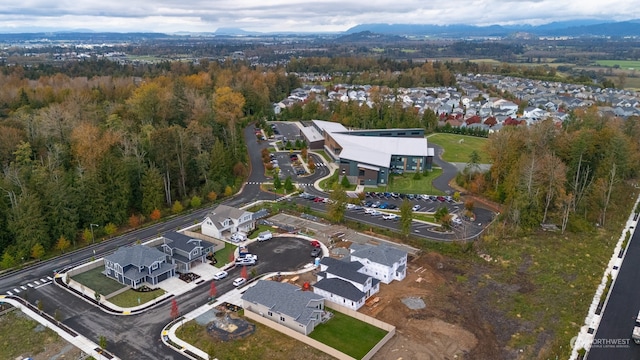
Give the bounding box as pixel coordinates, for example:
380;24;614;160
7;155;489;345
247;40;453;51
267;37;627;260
41;278;47;283
20;286;27;290
34;280;40;285
28;283;34;288
35;282;50;289
6;291;12;295
47;276;53;280
13;288;20;293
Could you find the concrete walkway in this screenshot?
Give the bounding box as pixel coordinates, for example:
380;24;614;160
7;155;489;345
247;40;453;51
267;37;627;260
0;295;116;360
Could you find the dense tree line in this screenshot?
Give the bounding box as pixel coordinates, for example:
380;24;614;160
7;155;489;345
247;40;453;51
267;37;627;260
460;108;640;232
0;60;301;268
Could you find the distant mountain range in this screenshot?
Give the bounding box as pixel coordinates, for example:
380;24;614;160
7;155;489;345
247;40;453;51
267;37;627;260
345;20;640;38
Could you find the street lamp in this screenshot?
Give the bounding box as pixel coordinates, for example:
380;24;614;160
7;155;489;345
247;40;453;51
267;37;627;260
90;224;99;244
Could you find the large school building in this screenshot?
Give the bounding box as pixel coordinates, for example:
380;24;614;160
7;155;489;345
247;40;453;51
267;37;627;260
300;120;434;186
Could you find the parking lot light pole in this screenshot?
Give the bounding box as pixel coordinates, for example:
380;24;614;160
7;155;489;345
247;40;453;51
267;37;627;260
90;223;99;244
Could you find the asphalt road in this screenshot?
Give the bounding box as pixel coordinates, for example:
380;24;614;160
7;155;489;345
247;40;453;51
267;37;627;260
0;122;494;359
430;143;459;194
587;222;640;359
20;236;314;359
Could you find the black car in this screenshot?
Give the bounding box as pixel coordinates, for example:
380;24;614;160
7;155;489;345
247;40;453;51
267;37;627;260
311;247;322;257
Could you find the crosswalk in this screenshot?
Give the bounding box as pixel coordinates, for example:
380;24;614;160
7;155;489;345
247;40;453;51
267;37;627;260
6;276;53;295
246;181;314;187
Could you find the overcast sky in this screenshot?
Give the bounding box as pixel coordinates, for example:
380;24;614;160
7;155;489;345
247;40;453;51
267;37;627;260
0;0;637;33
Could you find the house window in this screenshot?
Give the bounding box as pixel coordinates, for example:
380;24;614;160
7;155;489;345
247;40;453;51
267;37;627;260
152;263;158;270
268;311;272;316
280;317;285;322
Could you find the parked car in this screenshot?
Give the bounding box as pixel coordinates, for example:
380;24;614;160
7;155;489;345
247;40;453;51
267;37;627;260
233;278;247;287
212;270;228;280
379;202;389;209
364;208;375;214
383;214;399;220
387;204;397;210
412;204;421;211
437;196;446;202
310;240;321;248
257;231;273;242
235;257;256;266
310;247;322;257
370;210;382;216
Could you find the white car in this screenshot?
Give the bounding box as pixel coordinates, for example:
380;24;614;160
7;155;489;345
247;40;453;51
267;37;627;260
370;210;382;216
212;270;228;280
233;278;247;287
364;208;375;214
383;214;399;220
346;203;356;210
257;231;273;242
235;257;256;266
412;204;421;211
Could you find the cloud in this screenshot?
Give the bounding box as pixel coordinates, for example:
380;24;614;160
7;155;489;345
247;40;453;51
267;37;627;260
0;0;637;33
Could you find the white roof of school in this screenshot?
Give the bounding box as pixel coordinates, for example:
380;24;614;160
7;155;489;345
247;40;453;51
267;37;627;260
299;126;324;142
330;132;430;169
312;119;348;134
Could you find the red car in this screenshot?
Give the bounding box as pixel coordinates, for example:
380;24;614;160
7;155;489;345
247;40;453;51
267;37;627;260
310;240;321;248
313;197;323;202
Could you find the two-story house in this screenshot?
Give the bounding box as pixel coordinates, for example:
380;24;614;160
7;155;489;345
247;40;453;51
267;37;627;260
201;205;255;239
161;231;215;273
349;243;407;284
242;280;326;335
313;257;380;310
103;245;175;289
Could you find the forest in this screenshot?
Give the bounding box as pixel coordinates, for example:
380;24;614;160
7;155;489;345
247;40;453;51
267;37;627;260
0;55;638;270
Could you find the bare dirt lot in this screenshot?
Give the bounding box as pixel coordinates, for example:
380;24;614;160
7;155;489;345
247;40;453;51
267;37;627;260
291;250;505;360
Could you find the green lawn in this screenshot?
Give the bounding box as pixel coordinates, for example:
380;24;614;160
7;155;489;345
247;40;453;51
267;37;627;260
176;318;333;360
213;243;237;267
365;169;444;195
413;213;437;222
309;309;388;359
107;288;166;307
595;60;640;69
71;266;125;296
427;133;489;163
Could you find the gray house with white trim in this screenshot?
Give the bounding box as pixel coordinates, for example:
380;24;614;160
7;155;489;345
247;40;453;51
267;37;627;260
161;231;215;273
103;245;175;289
241;280;326;335
313;257;380;310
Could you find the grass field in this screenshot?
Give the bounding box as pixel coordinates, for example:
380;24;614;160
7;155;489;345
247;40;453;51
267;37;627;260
595;60;640;69
427;133;489;163
366;168;444;195
309;309;388;359
213;243;237;267
0;311;75;360
107;288;165;307
176;317;333;360
71;267;125;296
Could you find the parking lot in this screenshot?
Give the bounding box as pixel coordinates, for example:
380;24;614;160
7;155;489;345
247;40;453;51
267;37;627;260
270;121;303;143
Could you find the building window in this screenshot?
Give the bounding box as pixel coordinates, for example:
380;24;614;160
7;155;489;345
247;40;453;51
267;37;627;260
268;311;272;316
280;317;285;322
358;169;365;176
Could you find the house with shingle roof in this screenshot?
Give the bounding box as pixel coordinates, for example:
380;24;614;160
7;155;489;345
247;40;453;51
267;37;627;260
349;243;407;284
241;280;326;335
313;257;380;310
103;245;175;289
201;204;254;239
161;231;215;272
